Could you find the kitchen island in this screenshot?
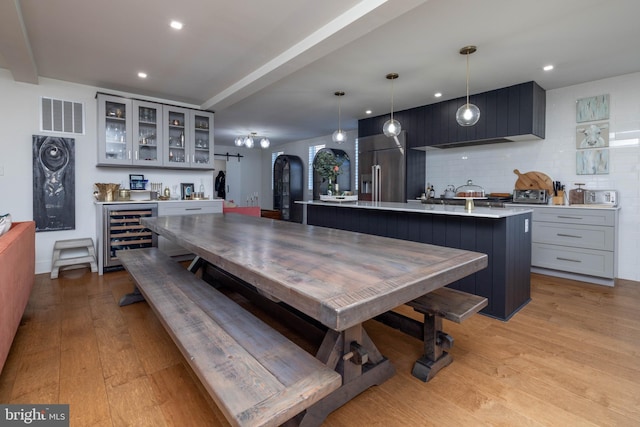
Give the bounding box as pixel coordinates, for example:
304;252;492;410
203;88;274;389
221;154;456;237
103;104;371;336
299;201;533;320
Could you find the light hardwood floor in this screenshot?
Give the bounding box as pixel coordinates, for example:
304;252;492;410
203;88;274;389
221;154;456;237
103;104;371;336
1;268;639;426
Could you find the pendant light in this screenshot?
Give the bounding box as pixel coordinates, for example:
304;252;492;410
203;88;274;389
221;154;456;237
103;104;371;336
382;73;401;137
243;132;255;148
331;91;347;144
260;137;270;148
234;137;244;147
456;46;480;126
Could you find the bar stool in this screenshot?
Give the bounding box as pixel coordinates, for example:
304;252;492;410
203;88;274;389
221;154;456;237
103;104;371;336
51;237;98;279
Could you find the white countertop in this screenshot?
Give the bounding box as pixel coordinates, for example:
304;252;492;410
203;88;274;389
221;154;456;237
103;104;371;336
94;199;223;205
298;200;532;219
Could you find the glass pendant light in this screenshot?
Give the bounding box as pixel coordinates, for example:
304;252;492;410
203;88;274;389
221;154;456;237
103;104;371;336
244;133;255;148
331;91;347;144
260;137;270;148
383;73;401;137
234;137;244;147
456;45;480;126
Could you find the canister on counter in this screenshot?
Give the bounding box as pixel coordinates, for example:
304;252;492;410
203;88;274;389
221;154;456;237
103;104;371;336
569;183;586;205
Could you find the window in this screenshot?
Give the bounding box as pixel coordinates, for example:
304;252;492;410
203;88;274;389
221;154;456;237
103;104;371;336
308;144;325;190
271;151;284;189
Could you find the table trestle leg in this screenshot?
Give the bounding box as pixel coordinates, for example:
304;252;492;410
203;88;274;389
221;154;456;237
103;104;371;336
411;313;454;382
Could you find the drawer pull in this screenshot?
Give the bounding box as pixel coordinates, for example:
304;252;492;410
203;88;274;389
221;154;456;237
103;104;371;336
557;215;583;220
557;233;582;238
556;257;582;263
185;208;202;211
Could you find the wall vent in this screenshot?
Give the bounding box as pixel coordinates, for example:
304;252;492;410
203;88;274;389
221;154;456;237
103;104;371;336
41;97;85;134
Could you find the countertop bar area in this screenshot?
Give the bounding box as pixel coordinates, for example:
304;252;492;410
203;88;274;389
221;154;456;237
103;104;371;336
299;201;533;320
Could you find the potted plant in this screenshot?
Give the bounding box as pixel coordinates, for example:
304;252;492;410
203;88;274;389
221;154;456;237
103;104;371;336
313;150;344;195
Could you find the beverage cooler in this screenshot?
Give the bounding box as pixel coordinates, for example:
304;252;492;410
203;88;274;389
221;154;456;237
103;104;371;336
102;203;157;271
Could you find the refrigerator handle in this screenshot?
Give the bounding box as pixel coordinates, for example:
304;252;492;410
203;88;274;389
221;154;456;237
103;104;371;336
372;165;381;202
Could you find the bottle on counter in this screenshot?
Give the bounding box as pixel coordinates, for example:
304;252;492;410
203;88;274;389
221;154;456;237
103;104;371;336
429;185;435;199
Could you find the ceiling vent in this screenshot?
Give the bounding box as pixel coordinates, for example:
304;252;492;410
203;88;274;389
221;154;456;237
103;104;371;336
41;97;84;134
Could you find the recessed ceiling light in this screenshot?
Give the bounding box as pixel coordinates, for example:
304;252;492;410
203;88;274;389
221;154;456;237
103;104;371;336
365;110;372;115
170;20;183;30
434;92;442;98
543;64;554;71
137;72;147;79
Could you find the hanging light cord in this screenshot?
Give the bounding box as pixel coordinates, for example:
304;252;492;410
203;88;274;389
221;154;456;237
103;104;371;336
465;52;470;107
390;78;395;121
338;95;342;130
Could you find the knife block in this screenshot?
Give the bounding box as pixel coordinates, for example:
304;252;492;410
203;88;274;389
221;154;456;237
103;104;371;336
552;190;565;205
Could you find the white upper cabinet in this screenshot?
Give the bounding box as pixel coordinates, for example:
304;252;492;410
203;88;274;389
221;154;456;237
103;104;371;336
97;93;213;170
97;94;133;166
132;100;164;167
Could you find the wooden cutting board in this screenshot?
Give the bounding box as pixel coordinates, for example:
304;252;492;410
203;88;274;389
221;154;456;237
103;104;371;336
513;169;554;193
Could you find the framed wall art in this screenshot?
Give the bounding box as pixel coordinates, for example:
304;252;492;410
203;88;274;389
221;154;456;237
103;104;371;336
181;183;194;200
576;122;609;149
32;135;76;232
576;94;609;123
576;149;609;175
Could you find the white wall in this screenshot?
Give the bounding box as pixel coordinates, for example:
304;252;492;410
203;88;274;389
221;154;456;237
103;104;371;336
0;70;219;274
424;72;640;281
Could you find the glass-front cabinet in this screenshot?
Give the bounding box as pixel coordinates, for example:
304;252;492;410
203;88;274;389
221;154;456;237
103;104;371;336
132;100;163;167
191;112;213;169
97;94;133;166
97;93;213;170
164;106;190;167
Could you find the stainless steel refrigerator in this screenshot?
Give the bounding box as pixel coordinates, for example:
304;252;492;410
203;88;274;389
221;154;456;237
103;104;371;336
358;131;406;202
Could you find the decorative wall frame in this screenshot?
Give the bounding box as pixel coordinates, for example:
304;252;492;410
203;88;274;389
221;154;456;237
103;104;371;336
576;94;609;123
32;135;76;231
181;183;194;200
576;149;609;175
576;122;609;149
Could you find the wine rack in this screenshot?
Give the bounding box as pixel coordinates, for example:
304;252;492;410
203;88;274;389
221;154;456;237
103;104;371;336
103;204;157;270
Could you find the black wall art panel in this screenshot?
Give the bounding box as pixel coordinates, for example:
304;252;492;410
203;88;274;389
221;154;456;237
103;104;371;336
32;135;75;232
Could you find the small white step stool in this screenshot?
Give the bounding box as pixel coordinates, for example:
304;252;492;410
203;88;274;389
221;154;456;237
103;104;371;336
51;237;98;279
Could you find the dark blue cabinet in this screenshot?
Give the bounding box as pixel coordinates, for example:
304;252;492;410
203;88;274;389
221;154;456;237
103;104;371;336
307;204;532;320
359;81;545;149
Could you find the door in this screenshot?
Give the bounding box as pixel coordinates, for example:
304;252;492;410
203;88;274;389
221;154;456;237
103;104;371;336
374;148;405;202
358;149;374;201
358;132;406;202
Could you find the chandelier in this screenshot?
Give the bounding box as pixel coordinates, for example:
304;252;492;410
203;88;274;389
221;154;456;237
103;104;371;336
235;132;270;148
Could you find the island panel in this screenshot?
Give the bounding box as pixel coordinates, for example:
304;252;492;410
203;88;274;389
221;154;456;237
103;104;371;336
306;203;532;320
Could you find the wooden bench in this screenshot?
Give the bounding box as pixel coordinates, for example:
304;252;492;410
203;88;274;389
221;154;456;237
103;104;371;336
375;287;487;382
117;248;341;427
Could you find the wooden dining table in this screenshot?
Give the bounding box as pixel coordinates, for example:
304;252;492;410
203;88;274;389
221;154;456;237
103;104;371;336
140;212;488;425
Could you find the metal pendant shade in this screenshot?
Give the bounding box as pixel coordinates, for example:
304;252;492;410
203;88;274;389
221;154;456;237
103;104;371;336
331;91;347;144
456;46;480;127
383;73;402;137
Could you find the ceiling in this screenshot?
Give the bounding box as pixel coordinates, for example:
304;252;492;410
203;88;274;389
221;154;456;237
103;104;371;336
1;0;639;147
